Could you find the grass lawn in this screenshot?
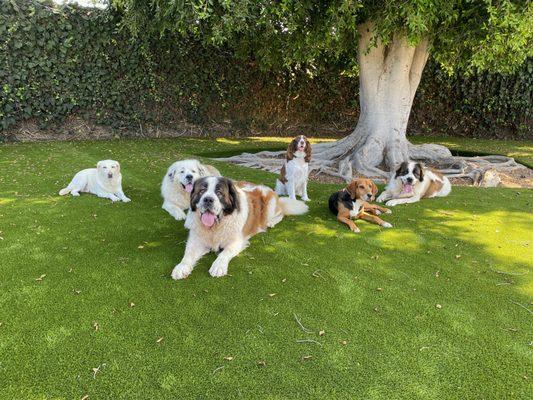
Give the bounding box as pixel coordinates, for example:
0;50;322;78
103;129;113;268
0;138;532;399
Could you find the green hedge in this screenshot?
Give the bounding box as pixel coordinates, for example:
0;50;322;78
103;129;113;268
1;0;531;139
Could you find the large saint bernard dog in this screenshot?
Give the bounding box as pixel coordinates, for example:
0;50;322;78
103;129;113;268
377;161;451;206
275;135;312;201
161;159;221;220
171;177;308;279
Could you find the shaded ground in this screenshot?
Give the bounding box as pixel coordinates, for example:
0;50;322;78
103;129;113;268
0;138;531;399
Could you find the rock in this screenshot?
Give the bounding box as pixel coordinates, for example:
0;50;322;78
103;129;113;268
480;169;501;187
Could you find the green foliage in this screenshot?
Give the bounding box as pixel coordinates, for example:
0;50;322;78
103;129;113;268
114;0;533;74
0;0;156;130
0;0;530;138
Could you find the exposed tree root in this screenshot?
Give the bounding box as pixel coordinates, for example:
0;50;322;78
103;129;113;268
216;142;529;187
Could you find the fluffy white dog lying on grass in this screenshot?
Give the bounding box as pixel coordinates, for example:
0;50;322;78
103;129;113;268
161;159;221;220
59;159;130;202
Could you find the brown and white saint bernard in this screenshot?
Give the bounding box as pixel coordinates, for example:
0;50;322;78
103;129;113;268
377;161;451;206
275;135;312;201
171;177;308;279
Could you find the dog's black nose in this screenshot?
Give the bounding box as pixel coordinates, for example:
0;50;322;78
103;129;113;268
203;196;214;206
185;174;193;181
366;193;372;199
108;173;113;179
406;177;413;183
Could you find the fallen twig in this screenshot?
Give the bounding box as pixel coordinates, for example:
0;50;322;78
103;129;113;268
296;339;322;347
293;313;313;334
491;269;527;276
509;300;533;315
212;366;225;375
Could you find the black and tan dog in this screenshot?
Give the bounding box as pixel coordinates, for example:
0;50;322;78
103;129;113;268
329;179;392;233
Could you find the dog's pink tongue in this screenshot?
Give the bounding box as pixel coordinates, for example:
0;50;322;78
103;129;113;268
185;184;193;193
403;184;413;193
201;212;216;228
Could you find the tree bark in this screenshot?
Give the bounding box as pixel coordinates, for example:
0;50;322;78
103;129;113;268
311;21;450;178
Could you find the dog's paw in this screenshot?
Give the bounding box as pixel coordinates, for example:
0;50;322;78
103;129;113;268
351;227;361;234
383;208;392;214
171;263;191;280
122;197;131;203
209;259;228;278
173;211;187;221
375;209;382;215
385;200;399;207
376;194;387;203
302;196;311;202
109;195;120;202
381;222;393;228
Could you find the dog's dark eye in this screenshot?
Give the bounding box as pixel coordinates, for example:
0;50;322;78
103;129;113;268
359;185;364;189
192;170;196;173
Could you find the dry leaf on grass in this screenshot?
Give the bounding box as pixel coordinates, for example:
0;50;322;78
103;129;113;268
301;355;313;361
257;361;266;367
81;395;89;400
318;330;325;336
224;356;234;361
267;293;276;298
92;321;99;331
436;304;442;309
129;302;135;308
156;336;164;343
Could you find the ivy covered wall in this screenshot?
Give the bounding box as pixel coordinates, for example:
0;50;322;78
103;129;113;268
1;0;531;140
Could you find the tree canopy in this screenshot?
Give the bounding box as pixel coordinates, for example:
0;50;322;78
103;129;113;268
113;0;532;74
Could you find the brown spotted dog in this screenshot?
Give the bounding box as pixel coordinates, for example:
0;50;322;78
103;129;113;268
328;179;392;233
275;135;312;201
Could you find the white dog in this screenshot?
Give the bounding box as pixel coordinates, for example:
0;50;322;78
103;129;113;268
377;161;451;206
59;160;130;202
171;177;308;280
275;135;312;201
161;159;221;220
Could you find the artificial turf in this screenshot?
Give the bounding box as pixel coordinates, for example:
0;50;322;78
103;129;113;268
0;138;531;399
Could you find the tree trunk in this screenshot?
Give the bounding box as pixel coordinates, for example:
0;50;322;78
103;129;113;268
218;22;526;184
311;21;450;178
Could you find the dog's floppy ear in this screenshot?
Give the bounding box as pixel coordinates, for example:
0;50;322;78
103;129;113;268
221;178;240;215
413;163;424;181
371;180;378;196
167;166;176;180
115;161;120;173
395;162;409;178
304;136;312;163
346;179;359;199
286;138;297;161
96;160;103;169
189;178;205;212
197;160;209;177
